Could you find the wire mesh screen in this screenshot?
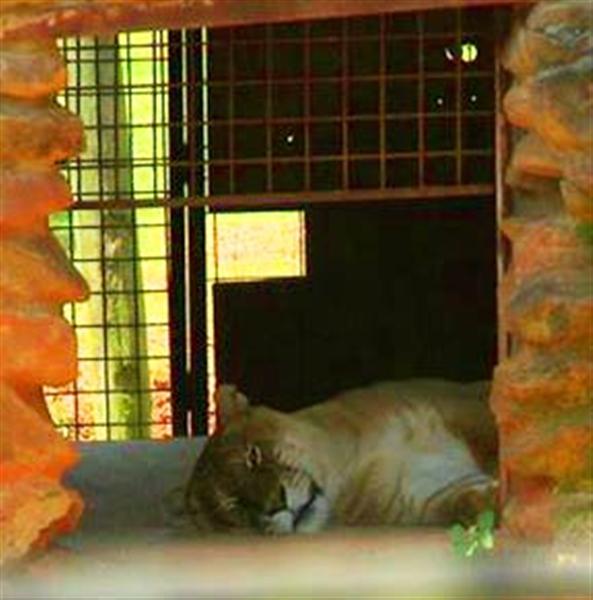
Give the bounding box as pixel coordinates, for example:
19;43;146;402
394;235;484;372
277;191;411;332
47;32;173;441
200;9;497;202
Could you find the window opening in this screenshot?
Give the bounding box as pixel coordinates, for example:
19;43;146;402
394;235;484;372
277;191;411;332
47;7;501;440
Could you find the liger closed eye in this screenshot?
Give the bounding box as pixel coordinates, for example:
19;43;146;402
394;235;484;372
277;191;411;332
244;444;262;469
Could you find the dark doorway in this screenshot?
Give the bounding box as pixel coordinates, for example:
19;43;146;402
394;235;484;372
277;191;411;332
215;196;497;412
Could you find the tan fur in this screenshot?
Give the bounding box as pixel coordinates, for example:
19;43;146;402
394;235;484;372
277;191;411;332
185;379;498;534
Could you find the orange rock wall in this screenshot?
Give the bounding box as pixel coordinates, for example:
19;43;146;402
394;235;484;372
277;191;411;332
0;39;87;565
495;0;593;548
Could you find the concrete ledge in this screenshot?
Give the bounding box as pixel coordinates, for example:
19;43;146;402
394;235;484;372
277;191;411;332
3;439;587;598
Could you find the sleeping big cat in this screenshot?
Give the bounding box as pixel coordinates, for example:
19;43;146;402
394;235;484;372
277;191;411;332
184;380;498;535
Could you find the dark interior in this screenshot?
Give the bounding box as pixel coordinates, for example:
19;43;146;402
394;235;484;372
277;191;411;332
215;196;497;411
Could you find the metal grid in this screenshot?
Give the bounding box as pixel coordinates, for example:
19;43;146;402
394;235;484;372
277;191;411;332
67;8;499;212
192;8;497;207
47;32;173;441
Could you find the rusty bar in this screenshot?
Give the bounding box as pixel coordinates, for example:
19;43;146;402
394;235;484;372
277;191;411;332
340;17;349;190
379;14;387;189
303;21;311;192
455;10;463;184
228;27;236;194
265;24;273;193
64;183;494;210
418;13;425;186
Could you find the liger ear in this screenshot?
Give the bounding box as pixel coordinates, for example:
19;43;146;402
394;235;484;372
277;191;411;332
215;384;250;430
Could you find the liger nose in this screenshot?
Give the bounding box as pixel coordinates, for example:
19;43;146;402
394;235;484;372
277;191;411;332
264;483;288;515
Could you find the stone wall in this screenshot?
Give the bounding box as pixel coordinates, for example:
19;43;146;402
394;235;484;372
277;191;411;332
493;0;593;550
0;40;87;564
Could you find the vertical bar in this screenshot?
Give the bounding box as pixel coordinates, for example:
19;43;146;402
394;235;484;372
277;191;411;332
68;42;79;439
118;32;137;437
188;225;208;436
417;14;425;186
455;10;463;184
303;22;311;192
229;28;236;194
160;30;170;202
93;37;112;441
265;25;273;192
124;31;144;438
207;207;220;433
187;28;209;436
379;14;386;189
341;18;349;189
72;38;82;441
167;29;190;436
201;28;218;433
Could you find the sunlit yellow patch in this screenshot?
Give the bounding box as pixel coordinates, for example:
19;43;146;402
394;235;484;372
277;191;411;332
206;211;305;281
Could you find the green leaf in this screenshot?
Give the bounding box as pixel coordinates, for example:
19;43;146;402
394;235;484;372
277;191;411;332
450;524;466;544
449;525;468;558
480;532;494;550
449;511;497;559
477;509;495;531
465;540;479;557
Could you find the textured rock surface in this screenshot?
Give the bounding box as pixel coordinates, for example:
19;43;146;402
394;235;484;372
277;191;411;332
504;54;593;151
503;0;593;80
495;0;593;551
0;384;83;565
0;40;66;98
0;166;73;231
0;36;87;565
0;304;79;386
0;383;79;482
0;97;85;163
0;228;89;303
561;179;593;222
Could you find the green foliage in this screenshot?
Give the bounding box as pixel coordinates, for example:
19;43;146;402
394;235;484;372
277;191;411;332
449;510;496;559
